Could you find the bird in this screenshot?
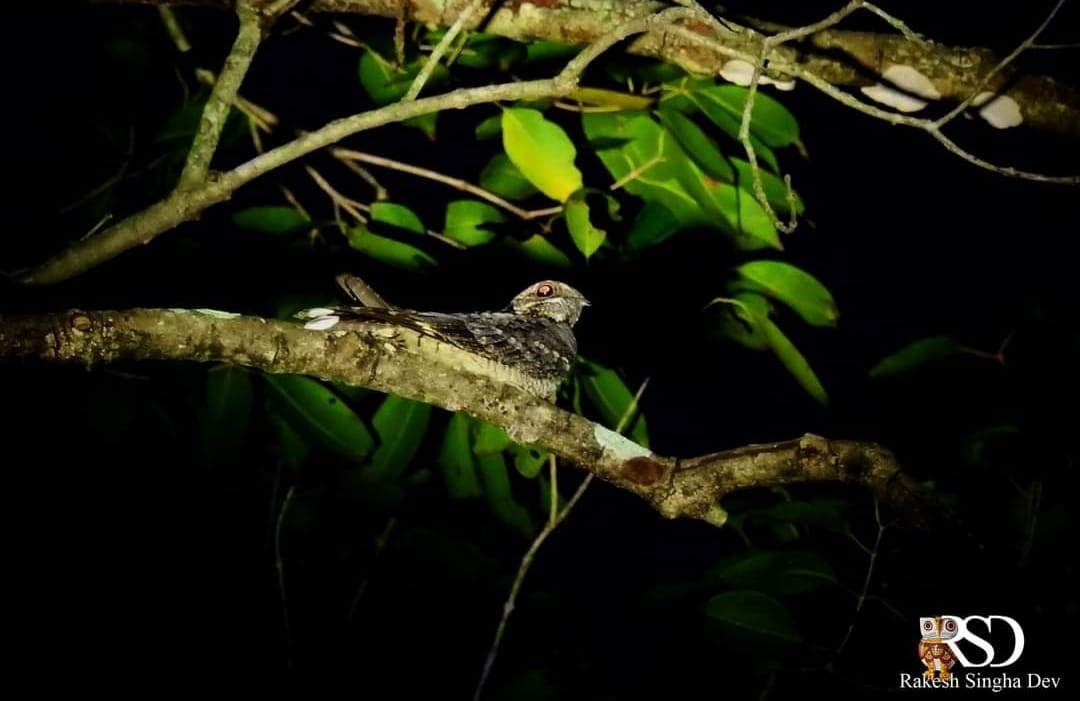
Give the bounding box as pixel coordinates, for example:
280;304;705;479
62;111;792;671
295;277;590;397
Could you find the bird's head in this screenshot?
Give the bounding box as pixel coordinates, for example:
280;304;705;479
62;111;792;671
509;280;590;326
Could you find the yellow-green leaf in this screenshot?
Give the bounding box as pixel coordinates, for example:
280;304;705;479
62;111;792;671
502;107;583;202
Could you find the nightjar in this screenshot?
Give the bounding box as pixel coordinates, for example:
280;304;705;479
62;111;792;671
296;278;590;397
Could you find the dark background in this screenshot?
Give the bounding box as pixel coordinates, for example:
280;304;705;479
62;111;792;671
2;1;1077;697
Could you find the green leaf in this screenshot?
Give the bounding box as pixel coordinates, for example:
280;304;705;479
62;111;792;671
453;32;527;71
626;202;682;251
474;114;502;140
564;195;606;259
347;225;436;270
267;408;311;471
403;113;438;140
754;497;852;532
704;590;803;648
694;181;779;251
504;234;572;268
714;291;772;351
760;316;829;406
231;206;311;236
510;443;548;479
200;367;253;465
736;261;838;327
367;395;432;481
524;40;581;64
444;199;505;246
707;551;837;597
694;85;800;149
264;374;375;461
961;424;1023;467
371;202;425;234
437;413;483;499
712;296;828;404
583;111;778;250
479;153;539;200
662;80;781;171
357;49;448;105
502;107;583;202
579;360;649;447
477;452;535;537
869;336;965;378
583;111;705;226
472;420;511;455
656;108;735;181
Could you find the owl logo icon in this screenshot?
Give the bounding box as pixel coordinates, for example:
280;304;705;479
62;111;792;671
919;616;959;680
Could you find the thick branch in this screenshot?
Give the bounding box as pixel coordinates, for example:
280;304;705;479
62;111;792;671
0;308;936;528
176;1;264;189
106;0;1080;139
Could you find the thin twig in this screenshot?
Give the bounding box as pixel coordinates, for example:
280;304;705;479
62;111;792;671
1029;42;1080;50
274;484;296;669
834;498;886;661
609;155;665;191
736;0;867;235
347;517;399;621
157;5;192;53
405;0;487;101
335;156;389;201
333;148;562;220
305;165;368;223
473;377;651;701
861;2;927;44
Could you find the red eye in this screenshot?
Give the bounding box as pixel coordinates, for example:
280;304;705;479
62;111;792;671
536;284;554;298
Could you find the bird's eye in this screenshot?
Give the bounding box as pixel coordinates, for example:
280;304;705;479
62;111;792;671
535;284;554;298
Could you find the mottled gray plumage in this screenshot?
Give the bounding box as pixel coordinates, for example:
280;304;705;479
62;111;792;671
296;280;590;397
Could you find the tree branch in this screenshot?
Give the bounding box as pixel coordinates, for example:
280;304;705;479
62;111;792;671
19;5;695;286
0;308;937;529
176;0;264;189
104;0;1080;139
